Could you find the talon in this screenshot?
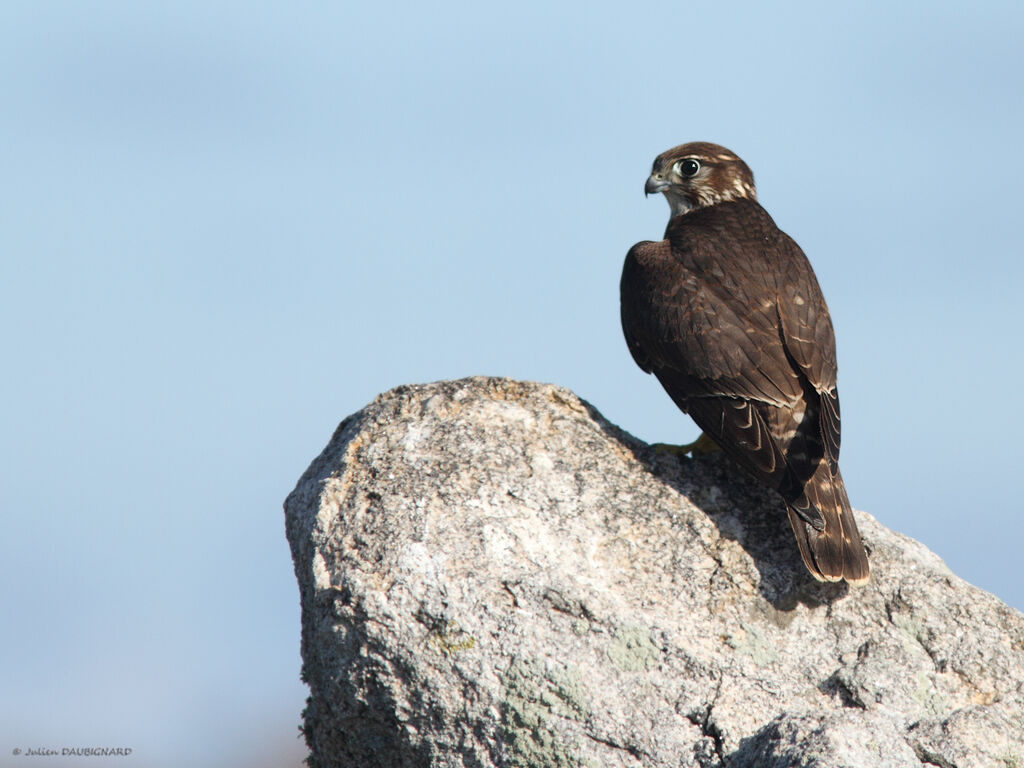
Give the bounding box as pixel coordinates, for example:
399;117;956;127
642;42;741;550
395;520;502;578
651;432;720;457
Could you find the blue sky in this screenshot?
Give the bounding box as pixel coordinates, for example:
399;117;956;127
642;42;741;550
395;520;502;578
2;2;1022;766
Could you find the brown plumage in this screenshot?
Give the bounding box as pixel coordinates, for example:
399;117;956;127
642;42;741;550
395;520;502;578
620;141;869;584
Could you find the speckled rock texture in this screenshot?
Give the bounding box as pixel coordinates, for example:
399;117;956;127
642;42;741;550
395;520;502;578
284;377;1024;768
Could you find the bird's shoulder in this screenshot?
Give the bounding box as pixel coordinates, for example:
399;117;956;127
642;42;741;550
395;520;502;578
623;237;671;270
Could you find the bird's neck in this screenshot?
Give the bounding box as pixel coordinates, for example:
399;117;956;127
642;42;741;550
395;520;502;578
664;191;694;218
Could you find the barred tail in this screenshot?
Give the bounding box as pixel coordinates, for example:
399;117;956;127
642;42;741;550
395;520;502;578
786;465;869;585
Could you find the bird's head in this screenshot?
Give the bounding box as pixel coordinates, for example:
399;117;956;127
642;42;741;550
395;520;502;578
645;142;757;217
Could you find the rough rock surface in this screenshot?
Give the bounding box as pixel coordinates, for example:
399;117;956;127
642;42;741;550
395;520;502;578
285;377;1024;768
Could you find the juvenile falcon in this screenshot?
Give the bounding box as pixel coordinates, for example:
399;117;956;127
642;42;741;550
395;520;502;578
620;141;869;584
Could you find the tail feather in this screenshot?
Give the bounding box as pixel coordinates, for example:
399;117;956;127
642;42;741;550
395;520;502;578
785;465;869;585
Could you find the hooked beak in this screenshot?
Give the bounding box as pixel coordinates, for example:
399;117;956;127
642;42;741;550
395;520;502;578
645;174;670;197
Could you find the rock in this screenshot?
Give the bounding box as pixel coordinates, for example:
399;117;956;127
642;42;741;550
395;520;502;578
284;377;1024;768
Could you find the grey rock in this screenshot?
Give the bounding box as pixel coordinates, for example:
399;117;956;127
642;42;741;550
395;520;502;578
284;377;1024;768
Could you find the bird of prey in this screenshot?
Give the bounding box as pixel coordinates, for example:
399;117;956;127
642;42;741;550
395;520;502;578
620;141;869;584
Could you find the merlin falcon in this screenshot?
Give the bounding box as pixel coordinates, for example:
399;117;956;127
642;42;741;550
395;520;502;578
620;141;869;584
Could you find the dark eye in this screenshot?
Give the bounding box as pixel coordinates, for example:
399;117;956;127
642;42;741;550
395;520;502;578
677;158;701;177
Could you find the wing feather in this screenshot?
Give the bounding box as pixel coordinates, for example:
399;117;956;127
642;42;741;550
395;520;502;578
773;233;842;468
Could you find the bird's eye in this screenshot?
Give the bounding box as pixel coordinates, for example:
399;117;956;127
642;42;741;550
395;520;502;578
676;159;701;177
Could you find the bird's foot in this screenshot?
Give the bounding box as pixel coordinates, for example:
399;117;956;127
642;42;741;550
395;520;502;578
651;432;720;457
